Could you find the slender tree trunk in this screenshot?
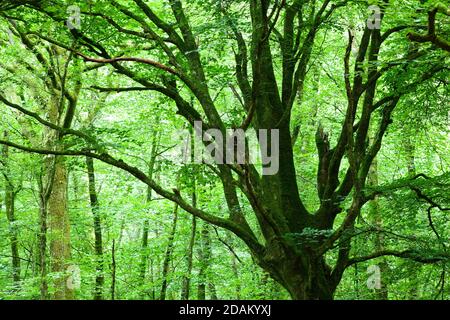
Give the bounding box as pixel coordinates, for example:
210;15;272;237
139;130;159;297
181;139;197;300
405;136;420;299
86;156;104;300
208;282;218;300
197;223;217;300
150;258;155;300
5;189;20;284
228;232;241;299
368;157;389;300
117;218;125;248
181;216;196;300
1;132;21;285
37;175;48;299
111;239;116;300
159;203;179;300
197;223;207;300
354;264;360;299
139;219;150;295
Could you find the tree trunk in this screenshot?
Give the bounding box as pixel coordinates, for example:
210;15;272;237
86;156;104;300
368;157;389;300
139;218;150;295
181;215;196;300
1;132;21;285
404;136;420;299
159;203;179;300
139;129;159;297
45;92;73;300
5;187;20;284
181;128;198;300
263;253;336;300
208;282;218;300
228;235;241;299
111;239;116;300
150;258;155;300
48;156;73;300
37;175;48;299
197;223;217;300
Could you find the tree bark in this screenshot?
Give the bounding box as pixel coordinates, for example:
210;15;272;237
111;239;116;300
197;223;218;300
159;203;179;300
45;88;73;300
181;130;197;300
260;250;336;300
181;215;196;300
37;174;48;299
139;129;159;297
404;136;420;299
48;155;73;300
1;131;21;285
368;157;389;300
86;156;104;300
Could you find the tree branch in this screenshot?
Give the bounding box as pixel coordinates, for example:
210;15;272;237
75;52;180;76
407;3;450;52
0;139;265;257
347;249;450;266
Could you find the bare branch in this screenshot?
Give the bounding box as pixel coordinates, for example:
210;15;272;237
75;52;180;76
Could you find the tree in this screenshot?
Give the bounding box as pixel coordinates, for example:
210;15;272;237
1;130;21;285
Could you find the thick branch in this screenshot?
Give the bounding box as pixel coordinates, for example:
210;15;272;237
0;94;95;145
407;4;450;52
347;249;449;266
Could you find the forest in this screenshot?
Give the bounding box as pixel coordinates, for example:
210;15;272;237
0;0;449;301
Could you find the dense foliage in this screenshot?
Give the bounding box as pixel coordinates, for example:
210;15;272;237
0;0;449;300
